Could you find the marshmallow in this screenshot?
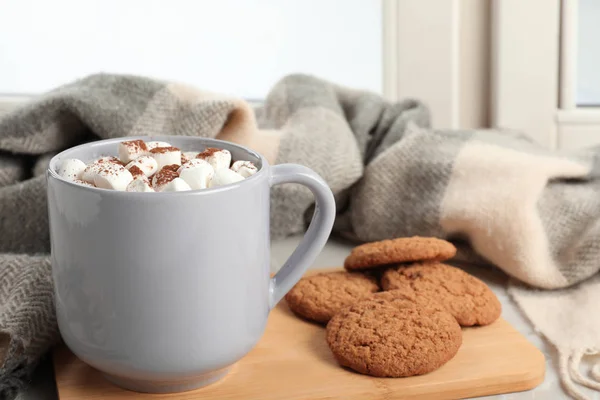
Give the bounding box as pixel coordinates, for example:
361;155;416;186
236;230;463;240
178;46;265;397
146;141;171;151
197;148;231;171
125;156;158;177
157;177;192;192
118;140;148;163
126;176;154;192
58;158;87;181
151;165;192;192
178;159;215;190
149;147;182;170
93;163;134;191
231;160;258;178
210;168;245;188
181;152;199;164
81;165;100;183
75;141;257;193
127;165;145;180
72;179;95;188
81;157;123;183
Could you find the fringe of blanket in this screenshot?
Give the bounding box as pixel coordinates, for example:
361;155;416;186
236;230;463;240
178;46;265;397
559;348;600;400
508;273;600;400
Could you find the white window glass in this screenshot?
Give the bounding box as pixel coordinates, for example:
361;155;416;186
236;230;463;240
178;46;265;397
577;0;600;106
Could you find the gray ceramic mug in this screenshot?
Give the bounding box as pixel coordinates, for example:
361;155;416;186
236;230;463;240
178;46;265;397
47;136;336;393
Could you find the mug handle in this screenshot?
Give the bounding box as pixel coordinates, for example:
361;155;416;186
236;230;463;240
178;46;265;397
268;164;336;309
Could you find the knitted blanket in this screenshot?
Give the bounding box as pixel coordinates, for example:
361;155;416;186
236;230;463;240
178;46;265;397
1;73;599;399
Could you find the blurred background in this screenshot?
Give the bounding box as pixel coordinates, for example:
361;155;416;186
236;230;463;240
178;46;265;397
0;0;596;150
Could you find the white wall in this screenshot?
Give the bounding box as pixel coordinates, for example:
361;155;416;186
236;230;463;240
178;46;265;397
0;0;382;99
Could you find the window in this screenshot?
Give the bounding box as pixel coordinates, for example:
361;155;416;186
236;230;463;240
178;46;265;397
492;0;600;150
576;0;600;106
0;0;383;100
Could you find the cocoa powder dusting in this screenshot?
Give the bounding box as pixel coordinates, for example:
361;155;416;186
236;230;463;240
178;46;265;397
149;146;180;154
98;157;124;166
129;165;144;177
153;165;179;187
196;147;220;159
163;164;180;172
123;139;148;152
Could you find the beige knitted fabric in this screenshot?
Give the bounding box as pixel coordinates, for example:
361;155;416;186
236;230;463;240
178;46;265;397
0;73;599;398
509;277;600;400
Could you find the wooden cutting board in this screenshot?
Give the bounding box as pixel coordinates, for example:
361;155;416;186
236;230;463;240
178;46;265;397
53;268;545;400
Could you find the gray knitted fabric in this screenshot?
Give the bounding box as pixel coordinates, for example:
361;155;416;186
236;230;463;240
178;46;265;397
1;73;600;398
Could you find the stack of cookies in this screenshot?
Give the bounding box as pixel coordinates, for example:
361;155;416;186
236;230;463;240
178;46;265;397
284;236;502;378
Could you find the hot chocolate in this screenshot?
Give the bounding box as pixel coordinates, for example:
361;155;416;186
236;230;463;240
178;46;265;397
57;139;258;192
